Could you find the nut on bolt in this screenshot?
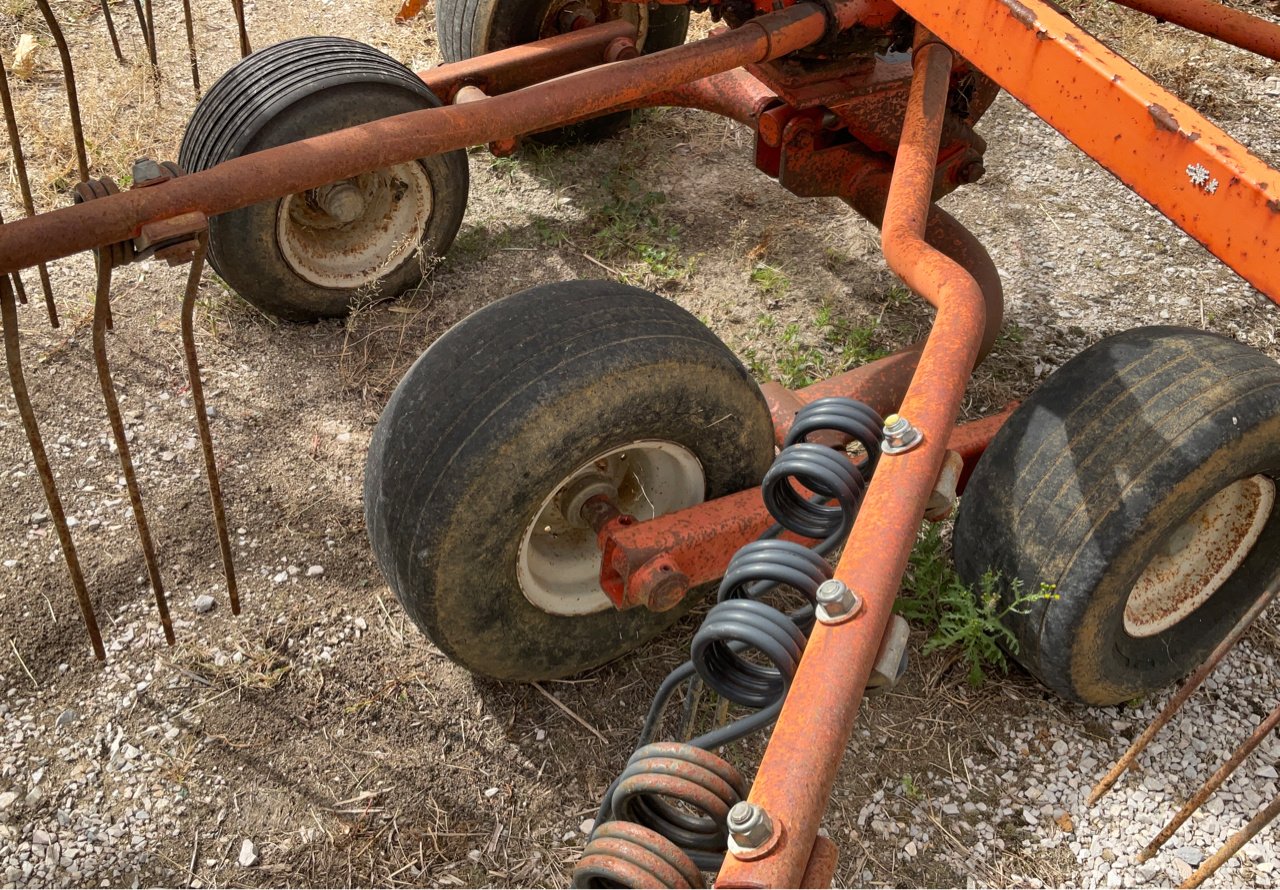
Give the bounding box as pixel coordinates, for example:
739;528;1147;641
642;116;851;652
881;413;923;455
727;801;774;851
815;578;861;625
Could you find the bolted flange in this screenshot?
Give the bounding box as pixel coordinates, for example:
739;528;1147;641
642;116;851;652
815;578;862;625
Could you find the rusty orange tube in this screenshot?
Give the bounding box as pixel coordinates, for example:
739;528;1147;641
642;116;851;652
1108;0;1280;62
0;3;842;275
716;34;988;888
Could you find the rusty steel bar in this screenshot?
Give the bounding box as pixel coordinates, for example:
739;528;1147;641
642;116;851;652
717;32;988;887
417;19;635;100
180;0;201;94
181;234;240;614
35;0;89;184
1181;791;1280;888
1142;696;1280;861
0;276;105;660
90;252;175;645
897;0;1280;304
0;45;58;325
230;0;251;57
0;211;27;306
143;0;159;70
798;834;839;889
0;4;841;274
1088;580;1279;805
1107;0;1280;62
99;0;124;63
131;0;152;62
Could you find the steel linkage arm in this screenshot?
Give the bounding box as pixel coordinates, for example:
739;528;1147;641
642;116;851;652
0;2;860;275
716;29;986;888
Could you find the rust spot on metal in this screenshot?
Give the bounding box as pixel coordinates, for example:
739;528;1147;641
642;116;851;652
1001;0;1039;29
1269;199;1280;214
1187;131;1201;142
1147;103;1179;132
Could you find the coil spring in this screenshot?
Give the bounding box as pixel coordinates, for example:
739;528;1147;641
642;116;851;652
573;397;882;888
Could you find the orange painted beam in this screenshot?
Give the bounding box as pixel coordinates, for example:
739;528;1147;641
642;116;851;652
897;0;1280;303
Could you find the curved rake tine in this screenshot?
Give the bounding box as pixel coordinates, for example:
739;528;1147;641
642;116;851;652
130;0;156;69
180;0;201;94
1141;695;1280;861
34;0;89;184
230;0;251;57
90;251;175;645
100;0;124;63
0;276;105;660
143;0;159;74
1182;791;1280;889
180;235;239;613
1089;583;1279;804
0;61;57;325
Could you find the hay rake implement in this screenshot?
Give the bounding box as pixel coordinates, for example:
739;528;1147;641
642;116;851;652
2;0;1280;884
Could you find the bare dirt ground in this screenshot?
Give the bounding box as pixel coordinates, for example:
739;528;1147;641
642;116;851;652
2;0;1280;887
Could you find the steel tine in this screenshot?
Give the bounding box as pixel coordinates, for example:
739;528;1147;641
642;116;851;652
90;251;175;645
1089;584;1280;804
130;0;154;66
100;0;124;63
142;0;159;73
230;0;252;57
180;0;201;94
1142;695;1280;861
1181;791;1280;888
180;234;239;614
0;275;105;660
33;0;89;184
0;59;58;326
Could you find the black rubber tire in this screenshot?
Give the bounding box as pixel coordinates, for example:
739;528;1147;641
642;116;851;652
364;281;775;681
954;326;1280;706
434;0;689;143
179;37;469;321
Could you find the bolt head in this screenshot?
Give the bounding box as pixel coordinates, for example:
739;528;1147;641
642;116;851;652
815;578;861;624
727;801;773;849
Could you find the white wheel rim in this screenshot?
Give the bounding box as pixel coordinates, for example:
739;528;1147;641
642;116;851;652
276;162;432;290
517;441;705;616
1124;475;1275;638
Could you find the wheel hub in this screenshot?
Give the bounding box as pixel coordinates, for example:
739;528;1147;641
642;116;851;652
517;441;705;616
276;163;434;291
1124;475;1276;638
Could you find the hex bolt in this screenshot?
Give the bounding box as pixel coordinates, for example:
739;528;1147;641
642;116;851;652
815;578;862;625
313;181;366;224
130;157;166;188
727;801;774;850
881;413;924;455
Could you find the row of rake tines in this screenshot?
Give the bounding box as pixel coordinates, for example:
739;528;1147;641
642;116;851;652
1;0;255;659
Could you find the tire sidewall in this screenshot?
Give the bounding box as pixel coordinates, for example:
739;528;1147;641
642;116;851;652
207;83;468;320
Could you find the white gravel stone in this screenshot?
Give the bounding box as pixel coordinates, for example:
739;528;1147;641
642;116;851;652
238;839;259;868
193;595;216;614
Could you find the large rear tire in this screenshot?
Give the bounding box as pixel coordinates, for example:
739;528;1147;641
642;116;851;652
953;326;1280;706
364;281;775;681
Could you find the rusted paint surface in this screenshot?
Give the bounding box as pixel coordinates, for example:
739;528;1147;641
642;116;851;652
1148;102;1180;132
895;0;1280;304
0;3;838;274
716;34;990;887
797;835;839;889
1109;0;1280;62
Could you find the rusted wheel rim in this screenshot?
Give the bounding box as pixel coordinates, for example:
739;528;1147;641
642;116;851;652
536;0;649;49
1124;475;1276;638
518;441;704;616
275;162;433;290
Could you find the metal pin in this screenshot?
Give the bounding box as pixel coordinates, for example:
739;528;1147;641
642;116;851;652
143;0;159;73
90;252;175;645
1088;582;1278;805
0;59;57;326
1181;791;1280;888
181;235;240;613
0;276;104;660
